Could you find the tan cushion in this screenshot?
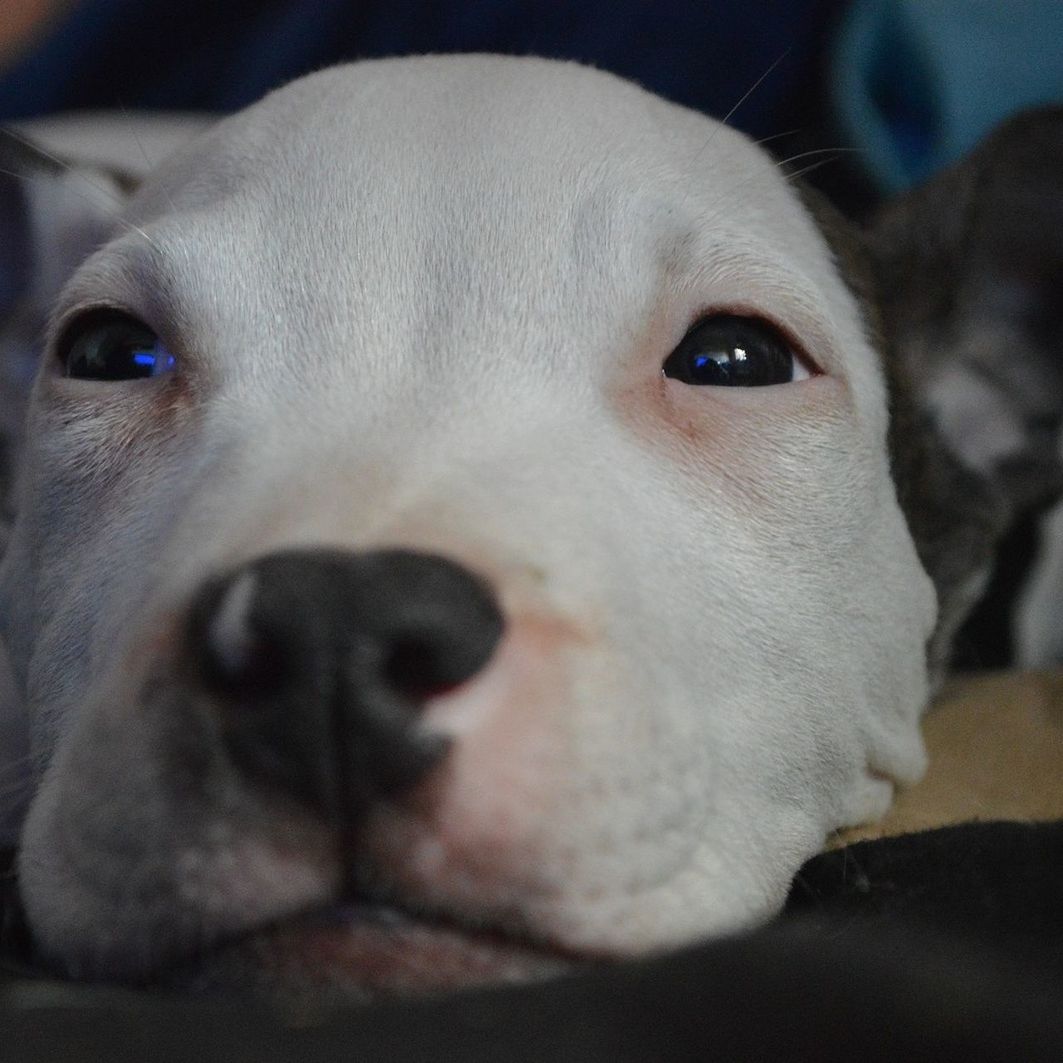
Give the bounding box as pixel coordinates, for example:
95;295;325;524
835;670;1063;847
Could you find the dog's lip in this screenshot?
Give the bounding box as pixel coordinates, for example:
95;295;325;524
278;899;580;975
293;897;580;962
162;895;589;997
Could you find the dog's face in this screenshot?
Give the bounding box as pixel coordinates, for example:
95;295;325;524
0;57;1056;1000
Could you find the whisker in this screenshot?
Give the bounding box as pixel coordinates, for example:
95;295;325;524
117;100;180;215
0;163;159;251
117;101;156;175
783;154;856;183
2;125;127;213
755;127;803;147
110;218;159;253
689;48;793;171
775;146;863;169
719;48;793;130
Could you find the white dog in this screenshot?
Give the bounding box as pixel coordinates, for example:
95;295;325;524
0;56;1056;1000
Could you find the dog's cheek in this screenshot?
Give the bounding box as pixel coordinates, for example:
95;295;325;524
623;368;935;793
6;389;206;760
19;658;341;979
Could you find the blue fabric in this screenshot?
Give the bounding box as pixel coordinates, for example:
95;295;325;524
833;0;1063;192
0;0;842;139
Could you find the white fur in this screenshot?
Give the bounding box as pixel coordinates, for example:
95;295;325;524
0;56;936;984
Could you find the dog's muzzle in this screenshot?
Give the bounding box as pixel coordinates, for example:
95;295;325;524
184;548;505;832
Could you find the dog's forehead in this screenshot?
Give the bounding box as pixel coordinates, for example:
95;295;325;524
161;56;777;201
133;57;836;297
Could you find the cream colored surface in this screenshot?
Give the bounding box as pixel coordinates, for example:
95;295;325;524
836;670;1063;846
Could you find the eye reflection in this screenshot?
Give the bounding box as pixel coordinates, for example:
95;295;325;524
58;311;178;382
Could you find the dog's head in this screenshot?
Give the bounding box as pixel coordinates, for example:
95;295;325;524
0;57;1058;999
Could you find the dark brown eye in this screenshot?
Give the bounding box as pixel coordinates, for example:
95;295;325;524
663;315;809;387
58;310;176;381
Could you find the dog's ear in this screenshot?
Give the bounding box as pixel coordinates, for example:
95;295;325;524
862;108;1063;674
0;129;136;540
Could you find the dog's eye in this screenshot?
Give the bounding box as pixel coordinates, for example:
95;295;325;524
662;315;810;387
58;311;176;381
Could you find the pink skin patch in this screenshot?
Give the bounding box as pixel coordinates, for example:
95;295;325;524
368;612;587;913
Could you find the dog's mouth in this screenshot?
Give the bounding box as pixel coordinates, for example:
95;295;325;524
4;848;586;1001
159;896;585;1003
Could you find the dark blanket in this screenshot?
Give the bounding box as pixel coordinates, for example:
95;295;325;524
4;819;1063;1061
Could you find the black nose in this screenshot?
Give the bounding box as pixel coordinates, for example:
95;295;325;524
184;548;504;825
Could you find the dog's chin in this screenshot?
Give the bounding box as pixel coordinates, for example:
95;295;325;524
158;903;582;1004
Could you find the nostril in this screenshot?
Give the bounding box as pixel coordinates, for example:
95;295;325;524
383;637;470;702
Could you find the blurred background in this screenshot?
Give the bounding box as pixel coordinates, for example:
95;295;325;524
1;0;1061;665
2;0;1061;215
